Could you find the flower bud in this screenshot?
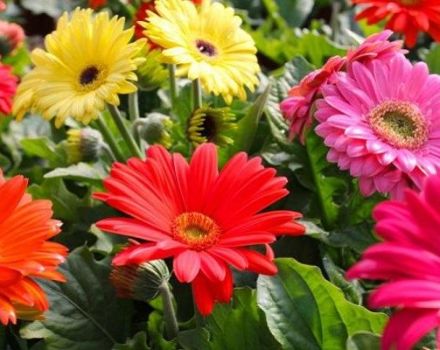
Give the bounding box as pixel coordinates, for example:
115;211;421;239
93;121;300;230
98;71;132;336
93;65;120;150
66;128;103;164
110;260;170;302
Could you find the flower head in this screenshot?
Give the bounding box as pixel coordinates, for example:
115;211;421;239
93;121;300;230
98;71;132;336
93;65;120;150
0;65;17;116
346;30;406;65
0;21;25;56
142;0;260;104
280;56;345;142
89;0;107;9
352;0;440;48
315;54;440;199
13;8;145;127
95;143;304;315
347;174;440;350
188;107;236;147
0;169;68;325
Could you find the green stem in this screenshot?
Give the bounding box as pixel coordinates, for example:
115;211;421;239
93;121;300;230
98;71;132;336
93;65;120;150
305;137;332;230
159;282;179;340
107;104;143;159
330;1;341;41
101;143;117;163
128;92;140;122
192;79;202;111
168;64;178;108
94;115;125;162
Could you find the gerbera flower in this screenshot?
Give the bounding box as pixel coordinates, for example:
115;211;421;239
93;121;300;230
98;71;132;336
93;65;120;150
352;0;440;48
89;0;107;8
187;107;236;147
281;31;405;143
0;169;67;325
94;143;304;315
142;0;260;104
0;21;25;56
13;8;145;127
280;56;345;142
315;54;440;199
346;30;406;65
0;65;17;115
347;174;440;350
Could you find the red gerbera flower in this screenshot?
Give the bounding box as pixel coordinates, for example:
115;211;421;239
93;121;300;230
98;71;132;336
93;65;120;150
347;174;440;349
352;0;440;47
0;170;68;325
88;0;107;9
95;143;304;315
0;65;17;116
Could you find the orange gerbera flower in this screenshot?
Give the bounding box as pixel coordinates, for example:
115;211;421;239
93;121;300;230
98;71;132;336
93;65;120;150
352;0;440;47
89;0;107;9
0;170;67;325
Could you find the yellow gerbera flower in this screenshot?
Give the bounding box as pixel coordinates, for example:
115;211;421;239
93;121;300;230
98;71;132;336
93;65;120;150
13;8;145;127
143;0;260;104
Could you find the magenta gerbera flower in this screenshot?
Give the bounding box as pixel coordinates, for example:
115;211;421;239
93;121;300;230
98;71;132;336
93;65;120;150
347;174;440;350
315;54;440;198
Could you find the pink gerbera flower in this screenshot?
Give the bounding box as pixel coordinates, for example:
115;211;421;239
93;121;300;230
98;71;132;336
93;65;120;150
94;143;304;315
315;54;440;199
280;31;403;143
280;56;345;143
346;30;406;65
347;174;440;350
0;65;17;115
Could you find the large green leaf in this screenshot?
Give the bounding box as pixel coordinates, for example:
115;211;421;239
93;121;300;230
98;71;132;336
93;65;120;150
179;289;280;350
44;163;106;185
422;43;440;74
346;332;381;350
20;247;133;350
257;259;387;350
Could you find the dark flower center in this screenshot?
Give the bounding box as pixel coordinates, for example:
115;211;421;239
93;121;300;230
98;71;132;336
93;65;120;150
399;0;420;5
195;39;217;57
201;115;217;141
79;66;100;86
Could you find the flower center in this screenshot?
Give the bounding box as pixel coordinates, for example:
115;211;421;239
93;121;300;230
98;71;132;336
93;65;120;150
201;115;217;141
171;212;221;251
369;100;428;149
80;66;100;85
77;64;107;92
195;39;217;57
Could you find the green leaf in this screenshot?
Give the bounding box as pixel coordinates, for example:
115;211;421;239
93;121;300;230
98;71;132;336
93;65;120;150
113;332;151;350
179;288;281;350
20;247;133;350
147;311;176;350
21;137;66;167
257;258;387;350
28;178;85;221
263;0;315;28
44;163;106;185
221;84;271;162
346;332;381;350
422;43;440;74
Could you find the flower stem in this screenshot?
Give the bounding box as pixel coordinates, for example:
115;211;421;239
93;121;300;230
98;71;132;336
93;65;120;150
128;92;140;122
192;79;202;110
101;143;117;163
94;115;125;162
159;282;179;340
168;64;178;108
107;104;143;159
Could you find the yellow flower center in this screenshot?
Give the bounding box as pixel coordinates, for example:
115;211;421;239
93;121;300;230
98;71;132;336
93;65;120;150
171;212;221;251
369;100;428;149
195;39;217;57
77;64;107;92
